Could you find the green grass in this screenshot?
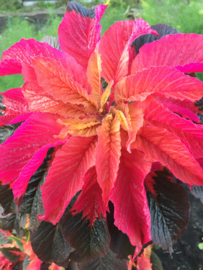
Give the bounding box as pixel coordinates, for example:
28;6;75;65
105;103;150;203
140;0;203;34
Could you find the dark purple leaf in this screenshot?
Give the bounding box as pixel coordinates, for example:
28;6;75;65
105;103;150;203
0;213;27;237
66;1;96;18
30;195;78;264
133;24;179;54
147;169;190;253
62;212;110;261
30;220;74;264
78;249;127;270
191;185;203;203
107;201;135;260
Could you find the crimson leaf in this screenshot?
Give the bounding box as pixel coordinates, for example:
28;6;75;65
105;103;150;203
147;169;190;253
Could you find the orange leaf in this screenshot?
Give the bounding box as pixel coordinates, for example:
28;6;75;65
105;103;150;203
96;115;121;205
49;262;63;270
22;83;87;118
125;104;144;152
100;80;114;110
137;245;153;270
58;118;101;137
32;56;97;114
87;49;103;106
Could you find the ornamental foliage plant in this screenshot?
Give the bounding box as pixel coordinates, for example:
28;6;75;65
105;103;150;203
1;1;203;269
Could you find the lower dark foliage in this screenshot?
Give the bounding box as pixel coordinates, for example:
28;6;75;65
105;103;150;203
147;169;190;253
62;212;110;261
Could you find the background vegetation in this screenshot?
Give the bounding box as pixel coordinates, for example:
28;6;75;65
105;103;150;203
0;0;203;91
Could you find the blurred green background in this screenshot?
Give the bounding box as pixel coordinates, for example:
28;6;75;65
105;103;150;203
1;0;203;92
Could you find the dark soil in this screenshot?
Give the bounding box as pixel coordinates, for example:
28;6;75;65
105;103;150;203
155;186;203;270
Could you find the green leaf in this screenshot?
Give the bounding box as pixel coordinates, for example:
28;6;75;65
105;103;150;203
9;236;25;252
150;251;163;270
0;230;10;245
23;255;30;270
198;243;203;250
0;247;21;262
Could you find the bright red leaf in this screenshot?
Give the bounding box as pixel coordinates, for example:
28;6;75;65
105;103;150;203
99;19;158;84
0;113;63;186
71;166;106;226
111;148;152;249
0;88;31;125
58;2;107;69
40;136;97;224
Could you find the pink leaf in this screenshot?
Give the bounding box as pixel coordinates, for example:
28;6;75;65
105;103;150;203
0;112;63;186
152;94;201;123
142;96;203;158
71;166;106;226
1;38;91;92
132;126;203;185
40;136;97;224
58;2;107;69
116;66;203;102
0;88;30;125
137;254;152;270
131;33;203;73
111;148;152;248
12;141;64;201
99;19;158;85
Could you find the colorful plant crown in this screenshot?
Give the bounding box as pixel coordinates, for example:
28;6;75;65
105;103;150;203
1;1;203;269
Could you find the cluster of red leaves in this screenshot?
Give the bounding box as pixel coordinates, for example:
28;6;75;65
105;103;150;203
1;0;203;261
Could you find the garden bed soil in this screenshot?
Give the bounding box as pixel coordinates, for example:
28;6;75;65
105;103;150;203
155;186;203;270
